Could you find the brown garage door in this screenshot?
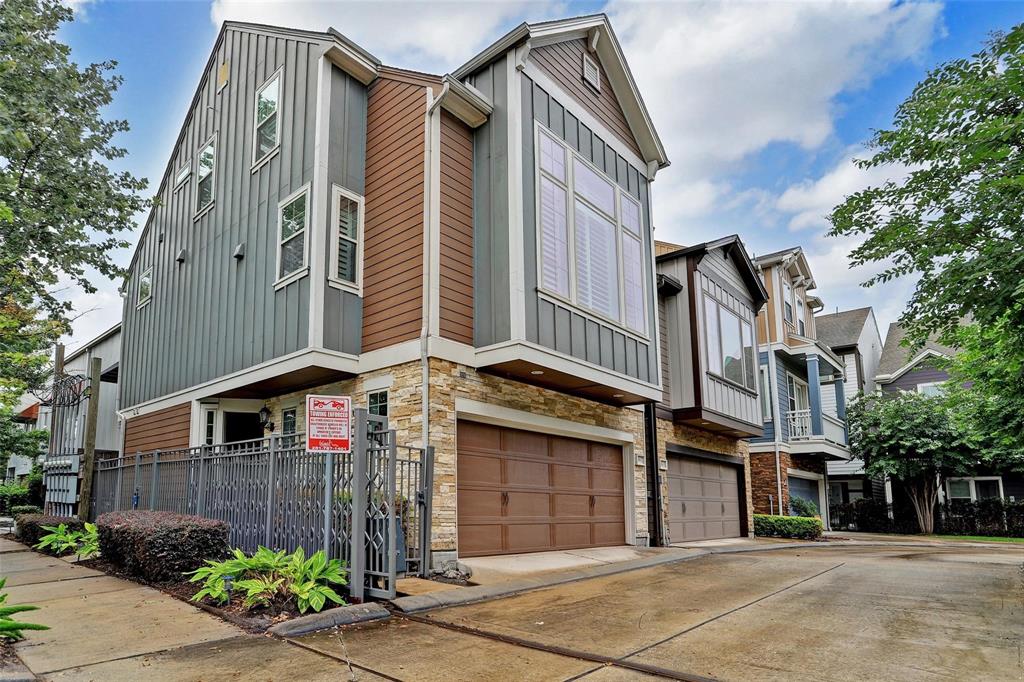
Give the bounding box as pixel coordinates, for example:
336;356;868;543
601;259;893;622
457;420;626;557
666;453;741;542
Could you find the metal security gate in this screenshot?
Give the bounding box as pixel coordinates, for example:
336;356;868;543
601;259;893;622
91;409;434;601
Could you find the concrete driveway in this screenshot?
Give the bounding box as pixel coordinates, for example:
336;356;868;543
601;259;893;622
296;542;1024;681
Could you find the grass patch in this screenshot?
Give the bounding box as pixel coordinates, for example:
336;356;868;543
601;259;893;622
931;535;1024;544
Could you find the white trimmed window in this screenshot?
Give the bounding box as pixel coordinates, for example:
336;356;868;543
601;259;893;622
196;140;215;212
917;381;945;397
796;296;805;335
782;278;794;324
254;71;280;165
947;477;1003;501
703;294;757;391
137;267;153;307
277;188;308;280
760;365;772;420
329;185;364;290
173;161;190;189
536;126;647;335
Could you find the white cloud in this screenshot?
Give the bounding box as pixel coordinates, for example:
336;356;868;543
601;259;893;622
210;0;567;73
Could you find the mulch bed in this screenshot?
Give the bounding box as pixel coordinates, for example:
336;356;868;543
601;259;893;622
0;639;18;670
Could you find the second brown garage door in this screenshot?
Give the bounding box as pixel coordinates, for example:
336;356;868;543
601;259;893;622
457;420;626;557
666;452;742;542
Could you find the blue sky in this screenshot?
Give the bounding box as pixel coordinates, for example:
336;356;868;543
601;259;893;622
58;0;1024;349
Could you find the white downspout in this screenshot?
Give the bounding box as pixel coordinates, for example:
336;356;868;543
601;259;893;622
766;343;784;513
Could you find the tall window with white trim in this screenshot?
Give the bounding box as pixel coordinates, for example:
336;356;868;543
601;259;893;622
329;185;363;289
703;294;757;391
254;72;280;164
277;189;308;280
196;140;215;212
535;127;647;334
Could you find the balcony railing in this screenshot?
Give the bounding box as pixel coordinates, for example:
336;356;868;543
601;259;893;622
786;409;847;446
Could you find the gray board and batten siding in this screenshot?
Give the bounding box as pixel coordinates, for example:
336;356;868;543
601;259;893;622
467;49;658;385
121;28;368;409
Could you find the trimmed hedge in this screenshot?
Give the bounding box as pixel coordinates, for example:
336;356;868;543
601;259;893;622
96;511;230;583
940;499;1024;537
11;505;43;518
15;514;86;551
754;514;823;540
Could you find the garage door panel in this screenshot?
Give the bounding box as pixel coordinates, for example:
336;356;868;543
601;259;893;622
458;489;502;518
682;479;703;497
457;421;626;557
459;524;503;556
554;523;591;547
457;453;501;485
506;524;552;553
551;463;590;489
506;491;550;518
505;458;550;487
723;520;741;536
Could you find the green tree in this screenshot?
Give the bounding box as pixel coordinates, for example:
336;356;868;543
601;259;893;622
942;317;1024;467
846;391;974;534
0;410;46;474
828;26;1024;349
0;0;148;405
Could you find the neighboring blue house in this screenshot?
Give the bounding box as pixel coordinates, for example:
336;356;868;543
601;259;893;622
748;247;851;526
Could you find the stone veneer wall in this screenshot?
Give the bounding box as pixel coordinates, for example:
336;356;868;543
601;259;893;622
749;450;826;515
265;358;649;555
655;418;754;539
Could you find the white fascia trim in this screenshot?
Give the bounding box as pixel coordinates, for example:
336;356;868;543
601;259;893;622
308;53;332;349
786;467;824;481
749;441;792;455
474;339;663;401
438;76;493;128
767;341;845;375
874;348;949;384
323;37;379;86
119;347;360;419
456;397;635;444
508;48;527;341
523;63;647;172
789;440;851;461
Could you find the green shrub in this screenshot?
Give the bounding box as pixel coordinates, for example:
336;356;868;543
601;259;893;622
0;484;30;514
10;505;42;518
0;577;48;641
15;514;85;551
790;497;819;518
189;545;347;614
25;466;44;507
97;511;229;583
754;514;823;540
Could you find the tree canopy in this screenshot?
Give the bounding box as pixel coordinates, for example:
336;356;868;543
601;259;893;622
828;26;1024;349
846;391;975;533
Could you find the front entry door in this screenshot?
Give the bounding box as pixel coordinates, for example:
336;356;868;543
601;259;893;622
222;411;263;444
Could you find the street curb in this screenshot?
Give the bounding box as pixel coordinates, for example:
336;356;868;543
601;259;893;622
268;602;390;637
390;550;708;614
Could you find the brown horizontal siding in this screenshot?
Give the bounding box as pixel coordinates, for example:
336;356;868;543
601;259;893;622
123;402;191;454
438;110;474;345
659;296;671;406
530;39;641;157
362;77;427;351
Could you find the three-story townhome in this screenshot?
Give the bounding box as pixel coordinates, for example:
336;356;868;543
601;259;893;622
653;237;767;543
118;15;681;564
748;248;851;526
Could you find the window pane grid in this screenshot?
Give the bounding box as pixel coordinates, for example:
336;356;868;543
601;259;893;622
254;75;279;163
278;192;307;279
332;189;362;286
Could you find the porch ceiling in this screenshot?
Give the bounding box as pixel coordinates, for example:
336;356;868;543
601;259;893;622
213;365;355;399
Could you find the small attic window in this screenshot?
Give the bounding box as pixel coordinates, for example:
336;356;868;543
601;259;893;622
582;53;600;93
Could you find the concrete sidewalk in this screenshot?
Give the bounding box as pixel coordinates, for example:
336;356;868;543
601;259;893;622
0;538;365;681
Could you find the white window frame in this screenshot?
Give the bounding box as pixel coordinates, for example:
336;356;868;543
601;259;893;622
946;476;1004;502
533;122;649;339
136;267;153;309
787;373;810;412
796;296;806;335
194;134;216;218
782;277;794;325
252;67;283;170
328;184;364;295
274;184;311;289
917;381;945;397
702;292;757;392
582;53;601;93
173;160;190;191
760;365;772;421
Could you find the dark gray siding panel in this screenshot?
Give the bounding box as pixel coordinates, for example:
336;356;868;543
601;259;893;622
120;29;335;408
322;65;368;353
468;55;511;347
521;73;657;384
881;364;950;393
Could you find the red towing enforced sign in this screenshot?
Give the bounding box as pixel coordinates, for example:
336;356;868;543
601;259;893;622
305;395;352;452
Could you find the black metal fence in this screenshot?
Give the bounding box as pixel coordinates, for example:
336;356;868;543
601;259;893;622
91;409;434;600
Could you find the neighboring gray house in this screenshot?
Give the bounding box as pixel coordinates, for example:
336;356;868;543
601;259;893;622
815;307;883;505
877;323;1024;504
